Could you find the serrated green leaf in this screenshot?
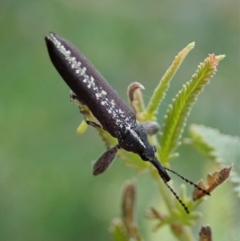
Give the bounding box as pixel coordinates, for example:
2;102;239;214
159;54;223;163
144;42;195;120
188;124;240;198
189;124;240;164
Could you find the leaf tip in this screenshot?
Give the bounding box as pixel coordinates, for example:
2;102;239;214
193;165;233;200
76;121;88;135
187;42;195;50
216;54;226;61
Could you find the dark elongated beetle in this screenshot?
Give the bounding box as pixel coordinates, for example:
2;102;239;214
45;32;209;213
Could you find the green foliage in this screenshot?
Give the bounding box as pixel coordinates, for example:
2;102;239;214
144;42;195;120
95;45;236;241
73;42;237;240
186;124;240;198
0;2;238;241
158;54;225;164
187;124;240;166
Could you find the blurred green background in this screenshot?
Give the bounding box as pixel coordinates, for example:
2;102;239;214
0;0;239;240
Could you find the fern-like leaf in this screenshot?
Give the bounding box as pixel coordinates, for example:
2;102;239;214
187;124;240;198
159;54;225;163
193;166;232;200
110;182;143;241
122;181;142;241
199;225;212;241
144;42;195;120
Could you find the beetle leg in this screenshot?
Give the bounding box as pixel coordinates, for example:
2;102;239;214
70;90;83;105
93;145;120;175
70;90;102;129
84;119;102;129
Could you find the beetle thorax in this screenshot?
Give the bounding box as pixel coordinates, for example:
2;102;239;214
119;123;156;162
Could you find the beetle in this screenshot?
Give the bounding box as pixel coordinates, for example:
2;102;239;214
45;32;209;213
45;32;170;180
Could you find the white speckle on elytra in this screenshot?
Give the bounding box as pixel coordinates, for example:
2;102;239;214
110;99;116;107
93;86;98;91
95;90;107;100
119;109;124;114
87;78;95;89
95;93;100;99
80;67;86;76
48;33;138;132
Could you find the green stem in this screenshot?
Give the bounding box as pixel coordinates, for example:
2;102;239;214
149;168;195;241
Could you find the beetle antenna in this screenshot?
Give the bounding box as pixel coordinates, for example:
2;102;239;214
151;159;190;213
164;167;210;196
163;180;189;213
